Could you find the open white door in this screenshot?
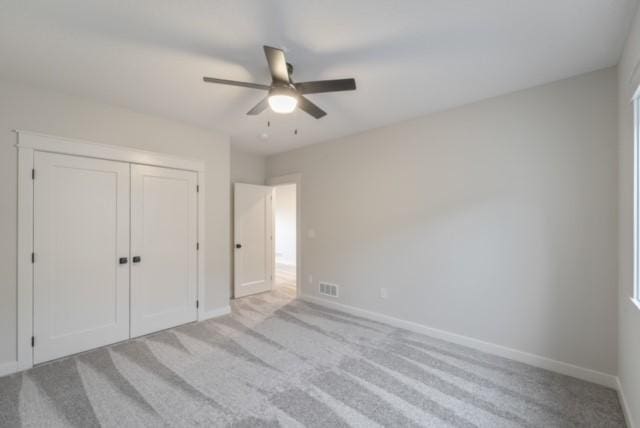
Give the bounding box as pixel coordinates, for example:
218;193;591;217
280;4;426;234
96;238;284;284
234;183;274;298
130;165;198;337
33;152;130;364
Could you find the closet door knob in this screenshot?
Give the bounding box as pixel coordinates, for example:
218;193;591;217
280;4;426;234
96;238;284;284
235;244;242;249
132;256;141;263
118;257;128;264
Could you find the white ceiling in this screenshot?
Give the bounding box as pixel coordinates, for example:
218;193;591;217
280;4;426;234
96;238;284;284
0;1;636;155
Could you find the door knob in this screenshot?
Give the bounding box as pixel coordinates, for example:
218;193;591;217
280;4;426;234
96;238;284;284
119;257;128;264
132;256;141;263
235;244;242;249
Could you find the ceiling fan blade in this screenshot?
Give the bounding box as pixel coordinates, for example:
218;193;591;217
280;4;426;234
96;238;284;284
263;45;290;83
203;77;270;90
247;97;269;115
298;96;327;119
294;78;356;94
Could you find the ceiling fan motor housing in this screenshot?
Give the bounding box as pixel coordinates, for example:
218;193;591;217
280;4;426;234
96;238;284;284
269;84;297;98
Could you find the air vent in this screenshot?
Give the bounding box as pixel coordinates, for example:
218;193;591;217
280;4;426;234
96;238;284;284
319;282;339;298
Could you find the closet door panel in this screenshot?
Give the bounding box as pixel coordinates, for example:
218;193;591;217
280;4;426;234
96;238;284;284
131;165;198;337
33;152;130;364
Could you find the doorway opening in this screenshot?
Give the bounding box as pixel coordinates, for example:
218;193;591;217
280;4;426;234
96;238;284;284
232;176;300;300
273;183;297;293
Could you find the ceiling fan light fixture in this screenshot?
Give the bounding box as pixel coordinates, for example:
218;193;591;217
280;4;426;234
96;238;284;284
203;45;355;119
268;87;298;114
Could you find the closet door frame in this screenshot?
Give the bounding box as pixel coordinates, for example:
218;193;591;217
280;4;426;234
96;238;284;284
16;130;206;371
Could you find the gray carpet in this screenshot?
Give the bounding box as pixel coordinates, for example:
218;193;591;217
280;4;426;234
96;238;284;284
0;287;626;427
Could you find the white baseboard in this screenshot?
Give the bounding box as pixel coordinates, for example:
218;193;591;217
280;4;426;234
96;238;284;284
1;306;231;379
617;377;636;428
200;305;231;321
299;294;618;389
0;361;19;378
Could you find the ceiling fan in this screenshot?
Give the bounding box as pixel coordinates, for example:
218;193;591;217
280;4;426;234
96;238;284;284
203;46;356;119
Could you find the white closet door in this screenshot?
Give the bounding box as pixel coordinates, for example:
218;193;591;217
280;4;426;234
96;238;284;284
130;165;198;337
33;152;130;364
234;183;274;298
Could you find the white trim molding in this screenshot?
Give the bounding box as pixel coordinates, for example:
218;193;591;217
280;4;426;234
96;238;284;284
632;83;640;102
196;172;207;322
299;293;619;389
16;130;205;172
17;145;34;370
634;92;640;305
200;306;231;321
16;130;208;373
617;378;636;428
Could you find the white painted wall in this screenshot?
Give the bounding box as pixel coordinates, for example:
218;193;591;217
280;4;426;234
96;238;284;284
267;68;618;376
275;184;297;267
0;80;231;367
231;147;266;185
617;4;640;425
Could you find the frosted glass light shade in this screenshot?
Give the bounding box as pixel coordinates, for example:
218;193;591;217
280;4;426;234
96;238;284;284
268;94;298;113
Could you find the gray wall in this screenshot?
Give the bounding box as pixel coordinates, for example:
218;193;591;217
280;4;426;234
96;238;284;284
0;80;231;366
267;68;619;375
618;4;640;424
230;147;266;185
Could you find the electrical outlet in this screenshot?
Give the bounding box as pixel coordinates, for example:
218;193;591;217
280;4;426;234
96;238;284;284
380;288;389;299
